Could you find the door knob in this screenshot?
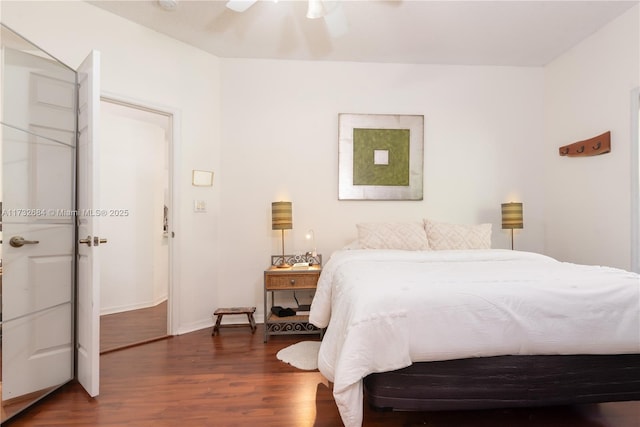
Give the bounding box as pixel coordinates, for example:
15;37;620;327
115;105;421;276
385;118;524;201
93;236;108;246
9;236;40;248
79;236;92;246
79;236;108;246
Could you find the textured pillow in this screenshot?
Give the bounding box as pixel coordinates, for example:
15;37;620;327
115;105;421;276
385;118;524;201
424;219;491;250
357;222;430;250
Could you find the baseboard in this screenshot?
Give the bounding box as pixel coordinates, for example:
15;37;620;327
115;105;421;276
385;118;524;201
101;297;168;316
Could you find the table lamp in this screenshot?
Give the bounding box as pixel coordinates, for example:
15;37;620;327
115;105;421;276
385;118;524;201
501;202;523;250
272;201;293;268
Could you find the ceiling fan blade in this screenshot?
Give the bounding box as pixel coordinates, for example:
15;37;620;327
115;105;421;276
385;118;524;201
323;2;348;38
306;0;326;19
226;0;258;13
308;0;348;38
307;0;341;19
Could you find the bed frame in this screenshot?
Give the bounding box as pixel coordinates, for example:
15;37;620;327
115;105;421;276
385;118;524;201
364;354;640;412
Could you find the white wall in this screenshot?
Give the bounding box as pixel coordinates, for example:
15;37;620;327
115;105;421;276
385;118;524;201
544;5;640;269
2;0;222;333
219;59;546;321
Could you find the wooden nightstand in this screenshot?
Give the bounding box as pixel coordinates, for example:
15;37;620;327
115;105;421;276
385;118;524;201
263;264;322;342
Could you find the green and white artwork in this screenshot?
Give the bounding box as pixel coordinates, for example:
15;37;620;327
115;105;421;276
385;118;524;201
352;128;410;186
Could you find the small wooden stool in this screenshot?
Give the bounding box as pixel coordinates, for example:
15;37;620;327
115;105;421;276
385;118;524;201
212;306;257;336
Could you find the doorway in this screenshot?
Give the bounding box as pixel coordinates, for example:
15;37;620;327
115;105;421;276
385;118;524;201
632;88;640;273
98;97;172;353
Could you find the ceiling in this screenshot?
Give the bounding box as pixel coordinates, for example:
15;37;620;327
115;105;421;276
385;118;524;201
87;0;638;66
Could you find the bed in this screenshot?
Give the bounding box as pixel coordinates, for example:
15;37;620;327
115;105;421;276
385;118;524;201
309;242;640;427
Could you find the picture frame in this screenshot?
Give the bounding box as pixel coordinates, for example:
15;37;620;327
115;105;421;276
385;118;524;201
338;113;424;200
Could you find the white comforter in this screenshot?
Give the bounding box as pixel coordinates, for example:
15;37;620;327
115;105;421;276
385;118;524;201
309;249;640;427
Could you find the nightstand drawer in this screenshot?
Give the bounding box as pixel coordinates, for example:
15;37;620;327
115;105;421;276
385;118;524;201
265;273;319;289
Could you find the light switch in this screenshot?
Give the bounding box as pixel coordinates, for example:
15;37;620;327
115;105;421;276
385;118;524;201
194;200;206;212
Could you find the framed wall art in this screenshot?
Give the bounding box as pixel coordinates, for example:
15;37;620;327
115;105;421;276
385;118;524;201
338;113;424;200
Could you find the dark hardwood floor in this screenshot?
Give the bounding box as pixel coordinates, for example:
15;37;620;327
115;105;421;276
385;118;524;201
4;325;640;427
100;300;169;353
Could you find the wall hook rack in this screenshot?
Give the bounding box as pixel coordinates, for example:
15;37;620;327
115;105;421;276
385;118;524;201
559;131;610;157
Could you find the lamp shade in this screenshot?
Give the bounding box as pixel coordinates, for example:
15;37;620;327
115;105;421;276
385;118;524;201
272;201;292;230
501;202;523;229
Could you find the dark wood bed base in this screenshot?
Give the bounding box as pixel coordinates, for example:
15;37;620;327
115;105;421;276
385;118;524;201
364;354;640;412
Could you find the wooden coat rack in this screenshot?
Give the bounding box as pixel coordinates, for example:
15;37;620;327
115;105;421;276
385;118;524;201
559;131;610;157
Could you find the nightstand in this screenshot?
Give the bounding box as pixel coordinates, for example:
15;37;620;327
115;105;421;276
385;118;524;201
263;263;322;342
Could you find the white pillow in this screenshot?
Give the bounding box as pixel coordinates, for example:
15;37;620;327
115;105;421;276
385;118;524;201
357;222;430;250
424;219;491;250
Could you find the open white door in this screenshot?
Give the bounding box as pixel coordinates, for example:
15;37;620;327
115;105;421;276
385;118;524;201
1;33;77;405
76;50;101;397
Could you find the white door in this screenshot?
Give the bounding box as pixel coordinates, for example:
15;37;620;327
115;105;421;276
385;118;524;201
1;42;77;400
1;28;101;414
76;50;101;397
